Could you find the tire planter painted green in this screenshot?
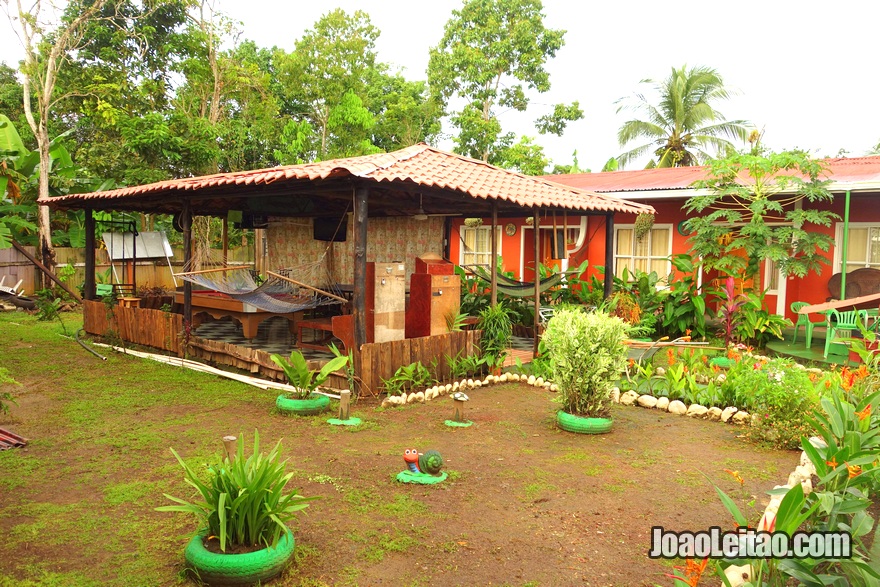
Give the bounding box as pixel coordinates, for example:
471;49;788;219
184;528;295;586
556;410;613;434
275;393;330;416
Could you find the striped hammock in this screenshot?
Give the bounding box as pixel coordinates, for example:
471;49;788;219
463;265;568;298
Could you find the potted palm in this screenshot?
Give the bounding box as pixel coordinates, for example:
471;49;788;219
270;350;349;415
542;306;628;434
157;431;316;585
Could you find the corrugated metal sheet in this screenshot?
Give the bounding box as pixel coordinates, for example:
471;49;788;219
45;144;655;215
542;156;880;193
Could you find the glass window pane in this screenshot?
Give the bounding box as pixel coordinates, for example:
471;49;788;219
649;258;667;276
651;228;671;255
847;228;868;264
617;229;633;255
870;228;880;265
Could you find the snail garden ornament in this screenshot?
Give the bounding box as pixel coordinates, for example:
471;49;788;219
396;448;447;484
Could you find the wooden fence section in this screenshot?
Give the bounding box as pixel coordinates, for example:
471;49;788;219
82;300;347;388
0;245;38;295
358;330;481;395
83;300;183;354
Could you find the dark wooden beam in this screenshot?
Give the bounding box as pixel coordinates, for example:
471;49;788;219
604;213;614;299
11;240;82;303
84;208;96;300
353;186;369;394
490;200;498;307
182;200;193;327
533;208;541;356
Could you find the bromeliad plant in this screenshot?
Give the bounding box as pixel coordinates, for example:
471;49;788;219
270;350;349;400
157;431;316;553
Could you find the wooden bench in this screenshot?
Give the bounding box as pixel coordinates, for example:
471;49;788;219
297;315;354;352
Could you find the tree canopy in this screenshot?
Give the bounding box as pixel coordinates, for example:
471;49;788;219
615;65;752;169
427;0;582;172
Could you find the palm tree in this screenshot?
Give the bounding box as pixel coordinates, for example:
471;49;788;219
615;65;752;169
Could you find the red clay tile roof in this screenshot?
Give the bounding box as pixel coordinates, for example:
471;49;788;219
46;144;654;215
542;156;880;195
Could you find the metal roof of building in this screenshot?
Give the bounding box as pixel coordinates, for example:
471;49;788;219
542;156;880;198
45;144;655;217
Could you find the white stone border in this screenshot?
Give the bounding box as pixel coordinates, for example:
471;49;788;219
380;372;557;407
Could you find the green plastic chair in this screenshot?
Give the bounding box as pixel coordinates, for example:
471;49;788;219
824;309;869;358
791;302;825;348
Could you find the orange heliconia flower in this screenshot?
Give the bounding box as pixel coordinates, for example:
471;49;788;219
847;463;862;479
724;469;744;486
667;348;676;364
666;557;709;587
701;355;709;364
826;457;838;469
856;405;872;421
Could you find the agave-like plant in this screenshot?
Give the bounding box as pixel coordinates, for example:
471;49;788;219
157;431;317;552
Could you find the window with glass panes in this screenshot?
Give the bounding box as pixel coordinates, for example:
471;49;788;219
836;223;880;273
460;226;502;268
614;225;672;279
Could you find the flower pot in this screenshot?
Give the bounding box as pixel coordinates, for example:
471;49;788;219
275;393;330;416
556;410;613;434
184;528;295;586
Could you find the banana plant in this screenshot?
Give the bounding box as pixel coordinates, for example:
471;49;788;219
270;350;349;399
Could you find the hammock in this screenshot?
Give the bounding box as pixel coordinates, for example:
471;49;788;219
176;259;345;314
463;264;568;298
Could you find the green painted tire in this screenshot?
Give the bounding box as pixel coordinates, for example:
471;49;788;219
276;393;330;416
184;528;295;586
556;411;613;434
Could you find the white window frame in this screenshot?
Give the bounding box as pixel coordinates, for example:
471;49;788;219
833;222;880;273
613;223;673;280
459;225;502;268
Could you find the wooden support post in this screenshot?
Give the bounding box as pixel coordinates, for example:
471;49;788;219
222;217;229;266
182;201;193;326
533;208;541;356
339;389;351;421
353;186;369;394
604;213;614;300
490;200;498;307
84;209;96;301
222;435;237;463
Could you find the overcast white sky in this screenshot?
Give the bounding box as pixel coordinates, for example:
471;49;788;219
3;0;879;171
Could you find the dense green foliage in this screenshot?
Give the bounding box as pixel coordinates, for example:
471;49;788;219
427;0;582;171
542;307;628;417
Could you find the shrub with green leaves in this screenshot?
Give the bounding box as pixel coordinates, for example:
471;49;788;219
157;431;316;552
0;367;19;415
381;361;435;395
542;307;628;417
478;303;512;369
721;356;820;449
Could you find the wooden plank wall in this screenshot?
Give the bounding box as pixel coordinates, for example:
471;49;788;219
82;300;347;388
0;245;38;295
358;330;481;396
83;300;183;353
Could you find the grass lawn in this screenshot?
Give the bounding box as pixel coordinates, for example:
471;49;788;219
0;310;797;586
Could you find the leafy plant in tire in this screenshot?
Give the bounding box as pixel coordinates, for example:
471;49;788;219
542;307;628;417
157;431;316;552
270;350;349;399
